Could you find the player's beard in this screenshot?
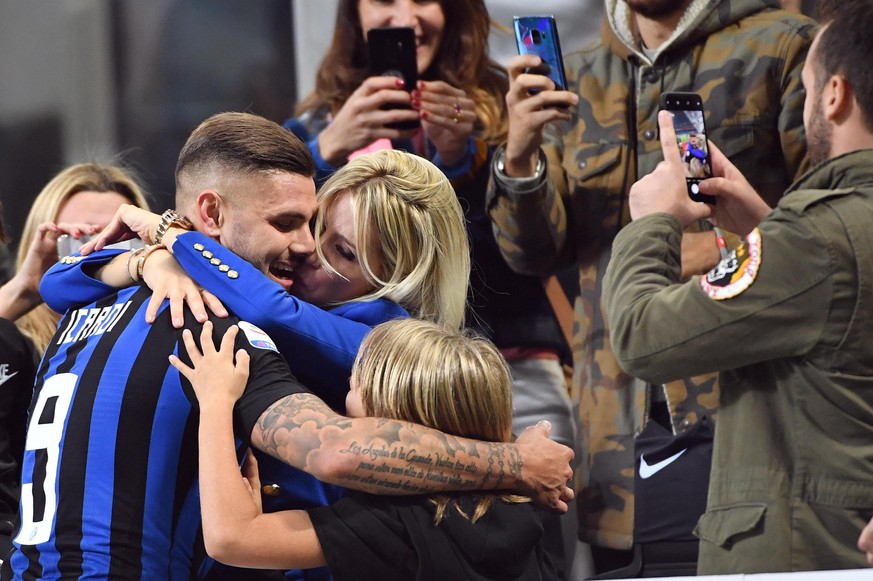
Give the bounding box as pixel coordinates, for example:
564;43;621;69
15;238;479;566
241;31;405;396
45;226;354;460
625;0;689;19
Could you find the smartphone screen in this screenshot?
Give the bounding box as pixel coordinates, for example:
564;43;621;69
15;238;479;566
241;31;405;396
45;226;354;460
513;16;567;91
367;26;419;130
659;92;715;204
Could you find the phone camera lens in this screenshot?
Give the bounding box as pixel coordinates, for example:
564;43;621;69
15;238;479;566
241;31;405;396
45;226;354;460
531;29;542;44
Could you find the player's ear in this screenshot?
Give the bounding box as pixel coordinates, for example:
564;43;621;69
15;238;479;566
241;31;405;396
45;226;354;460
194;190;224;239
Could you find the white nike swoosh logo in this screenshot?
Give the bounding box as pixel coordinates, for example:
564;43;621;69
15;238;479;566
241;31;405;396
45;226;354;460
0;371;18;386
639;449;687;479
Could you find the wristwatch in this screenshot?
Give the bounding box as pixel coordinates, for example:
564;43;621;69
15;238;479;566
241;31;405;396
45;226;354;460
154;209;193;245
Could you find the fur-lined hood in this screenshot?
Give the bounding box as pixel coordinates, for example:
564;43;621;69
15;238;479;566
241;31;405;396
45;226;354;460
602;0;785;64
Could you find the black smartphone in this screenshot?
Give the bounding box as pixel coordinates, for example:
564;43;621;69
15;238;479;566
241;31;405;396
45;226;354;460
659;92;715;204
367;26;419;130
513;15;568;91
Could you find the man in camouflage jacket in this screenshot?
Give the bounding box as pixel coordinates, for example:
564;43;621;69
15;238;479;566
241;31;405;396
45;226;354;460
486;0;815;559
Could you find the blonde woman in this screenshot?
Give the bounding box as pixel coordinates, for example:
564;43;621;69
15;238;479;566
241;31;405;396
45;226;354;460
172;318;557;581
0;163;149;353
297;148;468;329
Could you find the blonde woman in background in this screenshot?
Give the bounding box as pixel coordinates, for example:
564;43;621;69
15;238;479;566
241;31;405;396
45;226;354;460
174;317;558;581
0;162;149;354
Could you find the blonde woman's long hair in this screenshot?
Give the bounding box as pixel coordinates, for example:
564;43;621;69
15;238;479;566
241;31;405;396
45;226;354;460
313;150;469;330
16;162;149;354
352;318;528;524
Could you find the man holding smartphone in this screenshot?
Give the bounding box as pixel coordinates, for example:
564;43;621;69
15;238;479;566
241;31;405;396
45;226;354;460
605;1;873;570
487;0;815;575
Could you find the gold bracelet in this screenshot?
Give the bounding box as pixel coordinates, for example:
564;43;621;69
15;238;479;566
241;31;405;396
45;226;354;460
154;209;194;246
136;244;167;281
126;247;147;282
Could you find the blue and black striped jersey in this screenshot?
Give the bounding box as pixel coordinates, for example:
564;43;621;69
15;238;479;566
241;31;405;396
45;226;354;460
9;285;307;580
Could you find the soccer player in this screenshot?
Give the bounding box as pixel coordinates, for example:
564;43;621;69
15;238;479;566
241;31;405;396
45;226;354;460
4;112;573;580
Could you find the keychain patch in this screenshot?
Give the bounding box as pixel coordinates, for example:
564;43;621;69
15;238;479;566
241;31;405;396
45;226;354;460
238;321;278;352
700;227;762;300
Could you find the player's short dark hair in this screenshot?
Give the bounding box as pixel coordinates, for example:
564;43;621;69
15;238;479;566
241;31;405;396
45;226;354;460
175;112;315;189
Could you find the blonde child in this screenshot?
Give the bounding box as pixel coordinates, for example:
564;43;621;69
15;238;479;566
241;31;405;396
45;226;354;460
171;318;557;580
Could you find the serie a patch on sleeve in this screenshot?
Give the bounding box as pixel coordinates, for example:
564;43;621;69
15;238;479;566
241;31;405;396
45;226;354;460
699;227;762;300
237;321;278;352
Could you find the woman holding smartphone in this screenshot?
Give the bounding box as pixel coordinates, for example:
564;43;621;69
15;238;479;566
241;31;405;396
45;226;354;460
2;163;149;355
292;0;506;182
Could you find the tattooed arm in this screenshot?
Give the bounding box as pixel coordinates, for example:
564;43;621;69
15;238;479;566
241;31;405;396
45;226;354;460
176;320;575;512
251;392;575;512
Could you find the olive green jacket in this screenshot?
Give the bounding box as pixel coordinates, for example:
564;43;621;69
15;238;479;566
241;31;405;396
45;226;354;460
604;150;873;572
487;0;815;548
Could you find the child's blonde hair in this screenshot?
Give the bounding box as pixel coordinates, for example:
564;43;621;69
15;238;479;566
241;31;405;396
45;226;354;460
351;318;528;524
313;150;470;330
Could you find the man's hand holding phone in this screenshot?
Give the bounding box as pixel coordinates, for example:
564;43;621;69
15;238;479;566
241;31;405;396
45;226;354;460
698;142;773;236
629;111;712;225
504;15;576;178
632;112;773;233
503;54;578;177
514;16;568;91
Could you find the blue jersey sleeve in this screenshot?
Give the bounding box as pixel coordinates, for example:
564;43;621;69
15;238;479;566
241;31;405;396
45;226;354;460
171;232;406;411
40;249;128;313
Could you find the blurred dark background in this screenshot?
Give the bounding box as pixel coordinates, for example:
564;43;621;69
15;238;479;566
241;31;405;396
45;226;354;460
0;0;303;259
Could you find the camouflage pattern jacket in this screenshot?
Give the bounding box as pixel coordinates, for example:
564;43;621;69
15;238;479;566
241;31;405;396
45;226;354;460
486;0;815;549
